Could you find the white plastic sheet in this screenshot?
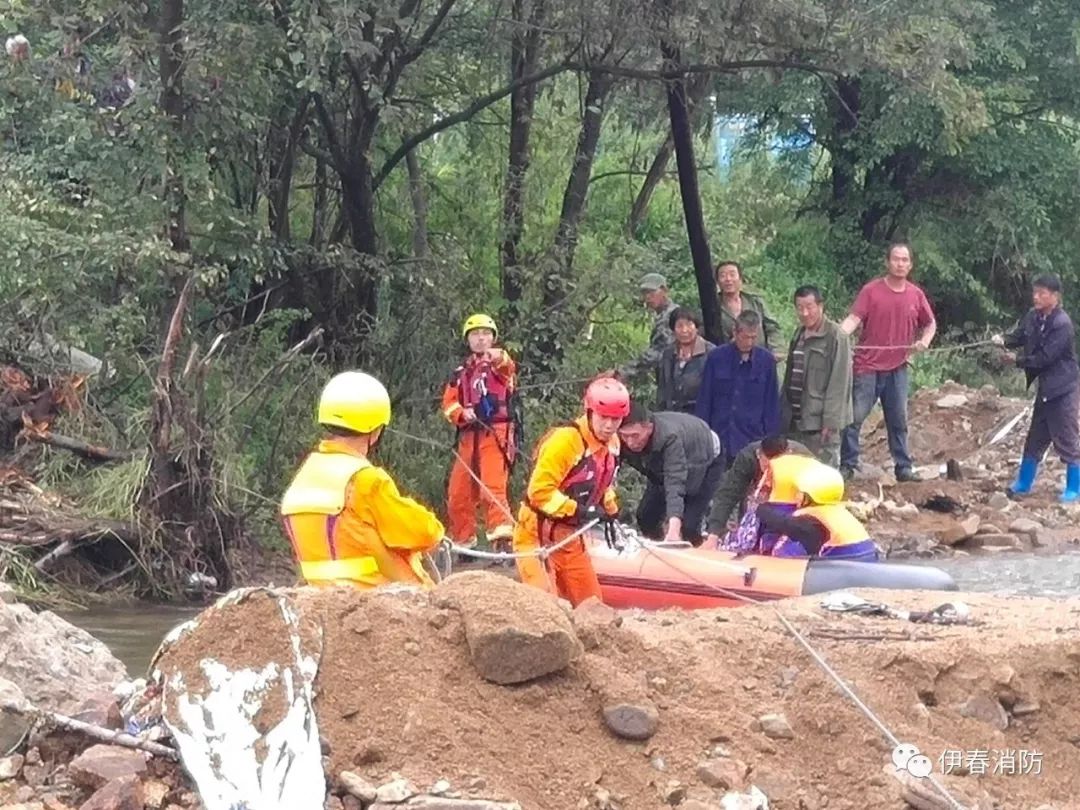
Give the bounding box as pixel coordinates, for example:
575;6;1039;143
157;588;326;810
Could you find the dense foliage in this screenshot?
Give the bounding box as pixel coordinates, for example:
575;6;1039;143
1;0;1076;588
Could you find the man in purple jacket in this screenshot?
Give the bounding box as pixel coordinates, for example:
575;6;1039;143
696;311;781;468
993;273;1080;502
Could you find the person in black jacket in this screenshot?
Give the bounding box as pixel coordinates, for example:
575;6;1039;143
703;436;812;546
656;307;715;413
993;273;1080;502
618;402;724;545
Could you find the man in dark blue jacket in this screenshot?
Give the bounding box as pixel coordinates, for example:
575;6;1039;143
695;310;781;468
993;273;1080;502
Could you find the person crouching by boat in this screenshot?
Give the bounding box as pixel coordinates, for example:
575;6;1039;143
755;463;880;562
755;444;822;555
618;401;724;546
512;376;628;606
703;435;812;553
281;372;447;588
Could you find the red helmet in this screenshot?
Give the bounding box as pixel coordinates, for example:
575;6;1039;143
583;377;630;418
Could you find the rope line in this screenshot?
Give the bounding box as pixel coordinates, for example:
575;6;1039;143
633;538;967;810
387;426;519;527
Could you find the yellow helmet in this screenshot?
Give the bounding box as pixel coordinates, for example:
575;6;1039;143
462;313;498;339
797;463;845;505
317;371;391;434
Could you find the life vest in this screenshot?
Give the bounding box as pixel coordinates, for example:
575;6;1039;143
793;504;870;550
280;451;385;583
559;422;619;510
452;354;513;424
530;421;619;528
765;454;820;503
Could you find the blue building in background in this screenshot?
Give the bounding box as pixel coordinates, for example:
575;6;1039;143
713;114;816;183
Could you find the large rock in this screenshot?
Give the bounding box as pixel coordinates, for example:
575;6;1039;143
0;678;33;756
582;655;659;741
78;775;144;810
68;745;147;791
571;597;621;651
1008;518;1043;538
0;601;127;715
339;771;378;803
437;573;582;685
935;515;981;546
936;394;969;409
0;754;23;780
697;758;748;790
602;702;659;741
958;693;1009;731
757;713;795;740
966;534;1022;550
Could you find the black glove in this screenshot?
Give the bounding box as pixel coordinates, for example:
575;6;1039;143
576;504;604;526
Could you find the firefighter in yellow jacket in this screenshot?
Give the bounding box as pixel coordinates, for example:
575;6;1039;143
441;314;518;552
755;463;880;561
512;377;629;606
280;371;446;588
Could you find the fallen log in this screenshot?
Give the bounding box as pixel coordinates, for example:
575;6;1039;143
25;430;134;462
1;699;178;759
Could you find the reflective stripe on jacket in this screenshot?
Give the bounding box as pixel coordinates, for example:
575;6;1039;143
281;441;444;587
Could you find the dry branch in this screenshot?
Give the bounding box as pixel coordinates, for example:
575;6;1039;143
25;431;134;462
222;326;324;418
1;699;178;759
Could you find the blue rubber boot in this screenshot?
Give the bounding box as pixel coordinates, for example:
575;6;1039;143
1007;457;1038;497
1061;463;1080;503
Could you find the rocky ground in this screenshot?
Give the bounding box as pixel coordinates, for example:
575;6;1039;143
143;574;1080;810
2;571;1079;810
848;382;1080;560
0;582;195;810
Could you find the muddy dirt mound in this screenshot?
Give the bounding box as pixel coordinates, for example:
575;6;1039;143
860;382;1028;475
153;575;1080;810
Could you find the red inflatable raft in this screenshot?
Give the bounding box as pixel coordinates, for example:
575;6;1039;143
588;537;957;610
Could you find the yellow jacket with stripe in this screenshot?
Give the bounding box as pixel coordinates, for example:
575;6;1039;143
515;415;619;545
280;439;445;588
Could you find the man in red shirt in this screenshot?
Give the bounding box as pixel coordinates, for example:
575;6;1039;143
839;242;937;482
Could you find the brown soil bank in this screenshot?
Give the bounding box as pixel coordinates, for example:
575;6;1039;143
157;574;1080;810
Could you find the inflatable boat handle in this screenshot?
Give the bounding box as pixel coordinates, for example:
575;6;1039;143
742;567;758;588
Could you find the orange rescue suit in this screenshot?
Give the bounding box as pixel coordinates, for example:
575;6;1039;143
280;440;445;588
512;415;620;606
441;348;518;544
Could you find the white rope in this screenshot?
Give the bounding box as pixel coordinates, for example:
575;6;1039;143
636;543;967;810
443;518;601;561
387;426;520;526
853;338;995;354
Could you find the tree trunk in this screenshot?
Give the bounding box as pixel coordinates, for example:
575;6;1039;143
499;0;545;317
626;133;674;238
552;72;613;274
405;147;431;258
661;44;717;343
267;98;310;241
626;76;711;238
158;0;189;256
139;0;236;593
827;76;861;222
309;154;328;247
528;71;613;370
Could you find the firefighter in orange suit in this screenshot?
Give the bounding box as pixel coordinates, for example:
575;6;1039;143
512;377;629;606
281;371;446;588
442;314;519;551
